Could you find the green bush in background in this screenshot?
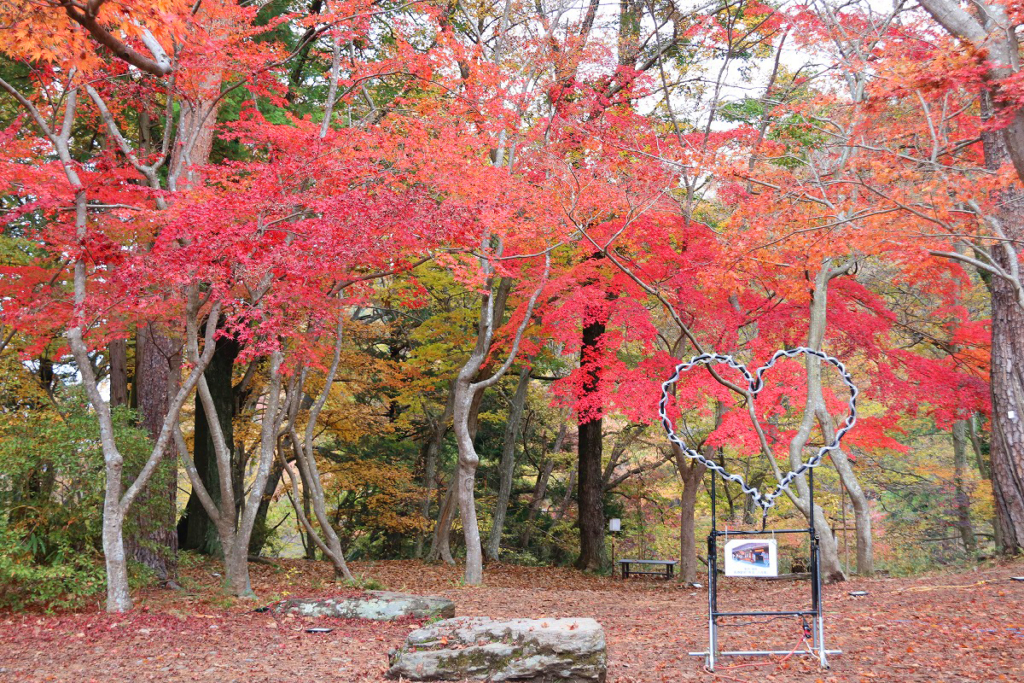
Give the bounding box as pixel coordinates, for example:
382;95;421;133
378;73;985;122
0;388;156;610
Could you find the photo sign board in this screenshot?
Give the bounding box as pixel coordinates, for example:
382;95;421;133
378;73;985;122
724;538;778;577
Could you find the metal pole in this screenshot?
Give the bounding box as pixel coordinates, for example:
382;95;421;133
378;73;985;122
809;466;817;653
708;473;717;671
809;467;828;668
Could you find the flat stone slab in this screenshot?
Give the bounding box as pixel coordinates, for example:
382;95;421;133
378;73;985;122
386;617;607;682
276;590;455;621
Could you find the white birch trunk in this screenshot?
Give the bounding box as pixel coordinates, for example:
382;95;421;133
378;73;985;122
0;81;220;611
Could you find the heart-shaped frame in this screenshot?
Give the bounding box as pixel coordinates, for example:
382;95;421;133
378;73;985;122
659;347;858;517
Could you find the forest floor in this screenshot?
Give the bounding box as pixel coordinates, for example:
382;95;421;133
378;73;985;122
1;557;1022;683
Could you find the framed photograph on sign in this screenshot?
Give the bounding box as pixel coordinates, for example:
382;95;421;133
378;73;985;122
724;539;778;577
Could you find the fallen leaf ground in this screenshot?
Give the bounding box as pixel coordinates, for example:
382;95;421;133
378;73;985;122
1;558;1022;682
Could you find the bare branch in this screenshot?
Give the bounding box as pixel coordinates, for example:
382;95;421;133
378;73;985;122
61;2;173;76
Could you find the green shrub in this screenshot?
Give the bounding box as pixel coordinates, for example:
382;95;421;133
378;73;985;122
0;388;155;610
0;518;106;610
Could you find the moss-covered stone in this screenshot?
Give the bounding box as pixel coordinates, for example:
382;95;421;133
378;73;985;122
276;591;455;621
386;617;607;682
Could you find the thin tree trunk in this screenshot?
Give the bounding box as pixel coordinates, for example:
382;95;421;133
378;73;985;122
555;465;577;521
415;386;454;558
299;460;317;560
414;435;435;559
248;457;284;557
280;426;355;581
454;380;484;584
178;336;284;597
672;398;719;583
426;350;487;565
181;332;239;555
968;414;1005;550
426;480;458;564
485;365;531;561
520;460;555;548
816;409;873;574
520;424;566;547
675;452;705;583
741;471;765;525
953;419;978;555
275;313;355;583
769;260;854;583
450;251;550;584
717;451;737;522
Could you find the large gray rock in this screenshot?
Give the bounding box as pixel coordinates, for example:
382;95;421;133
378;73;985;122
386;617;607;682
276;590;455;621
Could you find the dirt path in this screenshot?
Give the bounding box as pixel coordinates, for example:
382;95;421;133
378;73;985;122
1;560;1021;682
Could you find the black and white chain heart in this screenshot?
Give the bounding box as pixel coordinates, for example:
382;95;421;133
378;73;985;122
659;347;858;516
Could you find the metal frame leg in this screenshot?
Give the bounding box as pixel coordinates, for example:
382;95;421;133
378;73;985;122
708;475;718;671
809;467;829;670
693;469;835;671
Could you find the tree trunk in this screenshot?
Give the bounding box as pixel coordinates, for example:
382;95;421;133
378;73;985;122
281;427;355;582
248;458;284;557
670;389;714;583
454;380;484;584
816;409;873;574
968;414;1005;550
741;471;764;526
576;416;605;571
485;365;531;561
222;535;251;597
919;0;1024;555
520;459;555;548
78;293;220;612
108;339;129;408
444;254;548;585
953;419;978;555
167;72;221;191
675;453;705;583
981;98;1024;553
555;465;576;521
182;333;239;555
415;386;454;558
128;326;181;582
101;504;131;612
986;261;1024;551
519;423;565;548
777;260;854;583
179;346;284;598
300;462;317;560
276;322;357;585
426;480;458;564
427;385;483;564
575;314;606;572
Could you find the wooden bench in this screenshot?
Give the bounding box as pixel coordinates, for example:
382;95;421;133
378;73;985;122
619;559;677;579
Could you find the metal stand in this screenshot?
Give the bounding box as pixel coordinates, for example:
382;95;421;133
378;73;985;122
690;469;840;670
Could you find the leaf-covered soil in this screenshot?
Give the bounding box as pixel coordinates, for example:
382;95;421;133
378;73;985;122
1;558;1022;682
